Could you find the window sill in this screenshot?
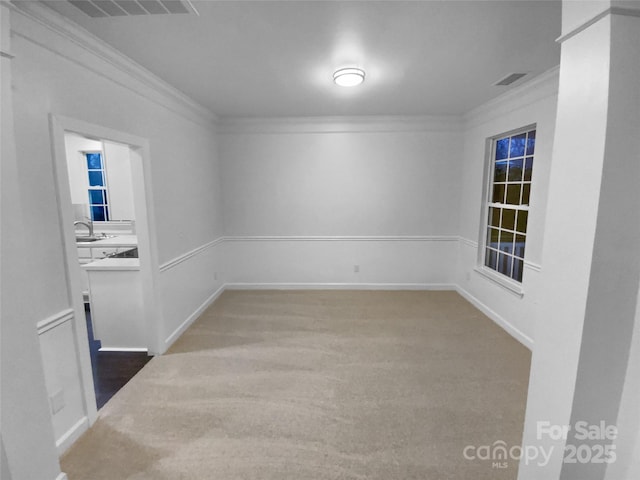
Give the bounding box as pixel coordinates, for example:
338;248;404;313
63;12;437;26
473;266;525;298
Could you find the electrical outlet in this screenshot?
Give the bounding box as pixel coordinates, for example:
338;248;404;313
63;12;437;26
354;265;360;273
49;389;65;415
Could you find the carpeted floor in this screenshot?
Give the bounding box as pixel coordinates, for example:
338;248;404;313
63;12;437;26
61;290;531;479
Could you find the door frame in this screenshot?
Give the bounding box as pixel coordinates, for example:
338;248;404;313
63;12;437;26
49;114;164;425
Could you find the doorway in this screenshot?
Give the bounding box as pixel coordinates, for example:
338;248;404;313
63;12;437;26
64;132;152;408
50;115;163;422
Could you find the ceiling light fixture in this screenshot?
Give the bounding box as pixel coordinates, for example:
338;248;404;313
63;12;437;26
333;67;365;87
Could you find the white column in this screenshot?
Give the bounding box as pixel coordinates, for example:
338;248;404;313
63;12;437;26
0;3;65;479
519;2;640;480
604;281;640;479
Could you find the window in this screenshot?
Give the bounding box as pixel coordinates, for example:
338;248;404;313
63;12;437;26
483;127;535;283
85;151;110;222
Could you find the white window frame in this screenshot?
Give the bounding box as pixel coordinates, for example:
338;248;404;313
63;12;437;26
475;124;536;297
83;149;111;222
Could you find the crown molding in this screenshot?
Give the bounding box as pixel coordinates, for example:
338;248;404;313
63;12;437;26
557;6;640;44
216;114;463;134
1;2;13;58
464;66;560;129
9;0;217;127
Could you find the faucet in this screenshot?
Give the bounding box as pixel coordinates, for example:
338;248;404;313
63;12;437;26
74;220;94;237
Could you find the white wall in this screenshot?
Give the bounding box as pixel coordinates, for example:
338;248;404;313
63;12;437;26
218;72;560;338
1;4;62;480
221;125;461;236
7;1;225;469
561;0;611;35
9;4;624;480
455;68;559;347
104;140;135;221
220;119;462;287
160;240;226;349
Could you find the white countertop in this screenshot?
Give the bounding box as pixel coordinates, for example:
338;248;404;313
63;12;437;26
76;234;138;248
83;257;140;271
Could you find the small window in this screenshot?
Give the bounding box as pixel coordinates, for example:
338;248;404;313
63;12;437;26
85;151;110;222
483;127;535;282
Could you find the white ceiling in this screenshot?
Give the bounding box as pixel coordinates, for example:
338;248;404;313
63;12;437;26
41;0;561;118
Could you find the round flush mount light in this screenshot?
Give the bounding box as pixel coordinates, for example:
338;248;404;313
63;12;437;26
333;67;365;87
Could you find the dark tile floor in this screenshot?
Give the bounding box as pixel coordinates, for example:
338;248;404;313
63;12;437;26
85;305;152;409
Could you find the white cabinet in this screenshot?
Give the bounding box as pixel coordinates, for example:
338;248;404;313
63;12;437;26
84;258;146;350
77;245;121;262
76;235;138;298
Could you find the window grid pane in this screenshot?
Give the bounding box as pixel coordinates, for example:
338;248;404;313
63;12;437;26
91;206;106;222
88;171;104;186
86;152;102;169
85;152;110;222
89;189;104;205
484;128;535;282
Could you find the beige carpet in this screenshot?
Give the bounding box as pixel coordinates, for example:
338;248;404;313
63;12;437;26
61;290;531;479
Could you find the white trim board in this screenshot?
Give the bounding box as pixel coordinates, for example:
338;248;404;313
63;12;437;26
55;416;88;454
225;283;457;291
160;235;535;351
464;66;559;129
459;237;479;248
8;1;216;127
557;6;640;44
37;309;74;335
164;285;226;350
217;115;463;134
459;236;542;272
160;237;224;272
190;282;533;351
98;347;148;353
456;285;534;350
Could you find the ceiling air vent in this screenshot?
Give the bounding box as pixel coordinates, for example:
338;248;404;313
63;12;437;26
68;0;198;18
494;73;527;86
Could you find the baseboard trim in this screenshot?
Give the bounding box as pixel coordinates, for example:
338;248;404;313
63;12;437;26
98;347;148;353
56;416;89;454
164;282;532;360
164;284;225;349
225;282;457;291
56;473;69;480
455;286;534;350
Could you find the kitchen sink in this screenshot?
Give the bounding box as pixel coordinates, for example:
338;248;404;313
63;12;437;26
76;236;100;242
109;247;138;258
75;234;116;243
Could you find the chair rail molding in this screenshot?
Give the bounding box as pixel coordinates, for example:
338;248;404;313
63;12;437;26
36;308;74;336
